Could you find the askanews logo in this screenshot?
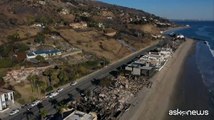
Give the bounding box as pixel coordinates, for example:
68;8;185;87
169;109;209;116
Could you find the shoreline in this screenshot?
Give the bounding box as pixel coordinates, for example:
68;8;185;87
165;41;214;120
163;26;190;34
120;38;195;120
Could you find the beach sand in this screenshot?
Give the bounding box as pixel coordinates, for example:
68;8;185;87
165;41;214;120
120;39;195;120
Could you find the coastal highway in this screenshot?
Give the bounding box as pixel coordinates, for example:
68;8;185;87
3;40;164;120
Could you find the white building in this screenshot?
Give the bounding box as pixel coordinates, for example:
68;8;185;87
26;49;62;59
0;89;14;111
159;49;172;59
140;53;165;67
64;110;97;120
176;34;185;39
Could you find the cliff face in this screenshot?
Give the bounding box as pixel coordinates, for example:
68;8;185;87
0;0;173;61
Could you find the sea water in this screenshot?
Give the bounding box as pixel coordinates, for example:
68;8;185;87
174;21;214;117
174;21;214;89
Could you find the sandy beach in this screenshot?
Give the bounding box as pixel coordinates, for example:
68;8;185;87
120;39;195;120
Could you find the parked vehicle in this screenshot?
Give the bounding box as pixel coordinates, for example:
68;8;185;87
31;100;41;107
9;109;20;116
70;81;77;86
57;88;64;93
46;92;59;99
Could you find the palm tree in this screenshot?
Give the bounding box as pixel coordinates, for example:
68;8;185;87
57;104;67;118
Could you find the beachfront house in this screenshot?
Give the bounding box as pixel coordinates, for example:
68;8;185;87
159;49;172;59
26;49;62;59
125;63;155;77
125;63;138;71
0;89;14;111
176;34;185;39
125;61;146;72
140;66;154;76
140;53;165;68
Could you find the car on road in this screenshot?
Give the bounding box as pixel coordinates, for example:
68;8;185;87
46;92;59;99
57;88;64;93
9;109;20;116
45;93;51;99
70;81;77;86
31;100;42;107
51;92;59;98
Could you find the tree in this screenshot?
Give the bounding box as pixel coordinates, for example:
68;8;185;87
57;71;69;84
0;44;13;57
57;104;67;118
28;75;46;97
39;108;48;120
7;32;20;42
43;69;55;86
34;33;45;44
0;58;13;68
35;55;45;62
35;16;54;26
14;43;29;52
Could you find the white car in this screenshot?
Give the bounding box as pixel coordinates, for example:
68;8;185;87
31;100;41;107
51;92;59;97
57;88;64;93
47;92;59;98
9;109;20;116
71;81;77;86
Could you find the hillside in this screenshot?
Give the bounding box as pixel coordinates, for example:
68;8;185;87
0;0;174;61
0;0;176;103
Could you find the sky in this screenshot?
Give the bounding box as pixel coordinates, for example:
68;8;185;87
100;0;214;21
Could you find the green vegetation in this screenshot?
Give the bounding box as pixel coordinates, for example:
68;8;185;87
7;32;20;42
39;108;48;120
35;16;54;25
0;42;30;68
45;86;53;93
0;58;14;68
57;71;69;85
57;104;68;118
27;75;46;94
34;33;45;44
35;55;45;62
14;43;30;52
25;58;108;94
0;43;29;57
0;44;13;57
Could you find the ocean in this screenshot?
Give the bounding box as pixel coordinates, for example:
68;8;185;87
166;21;214;120
174;21;214;92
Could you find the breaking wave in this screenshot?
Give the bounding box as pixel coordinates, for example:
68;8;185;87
206;41;214;58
